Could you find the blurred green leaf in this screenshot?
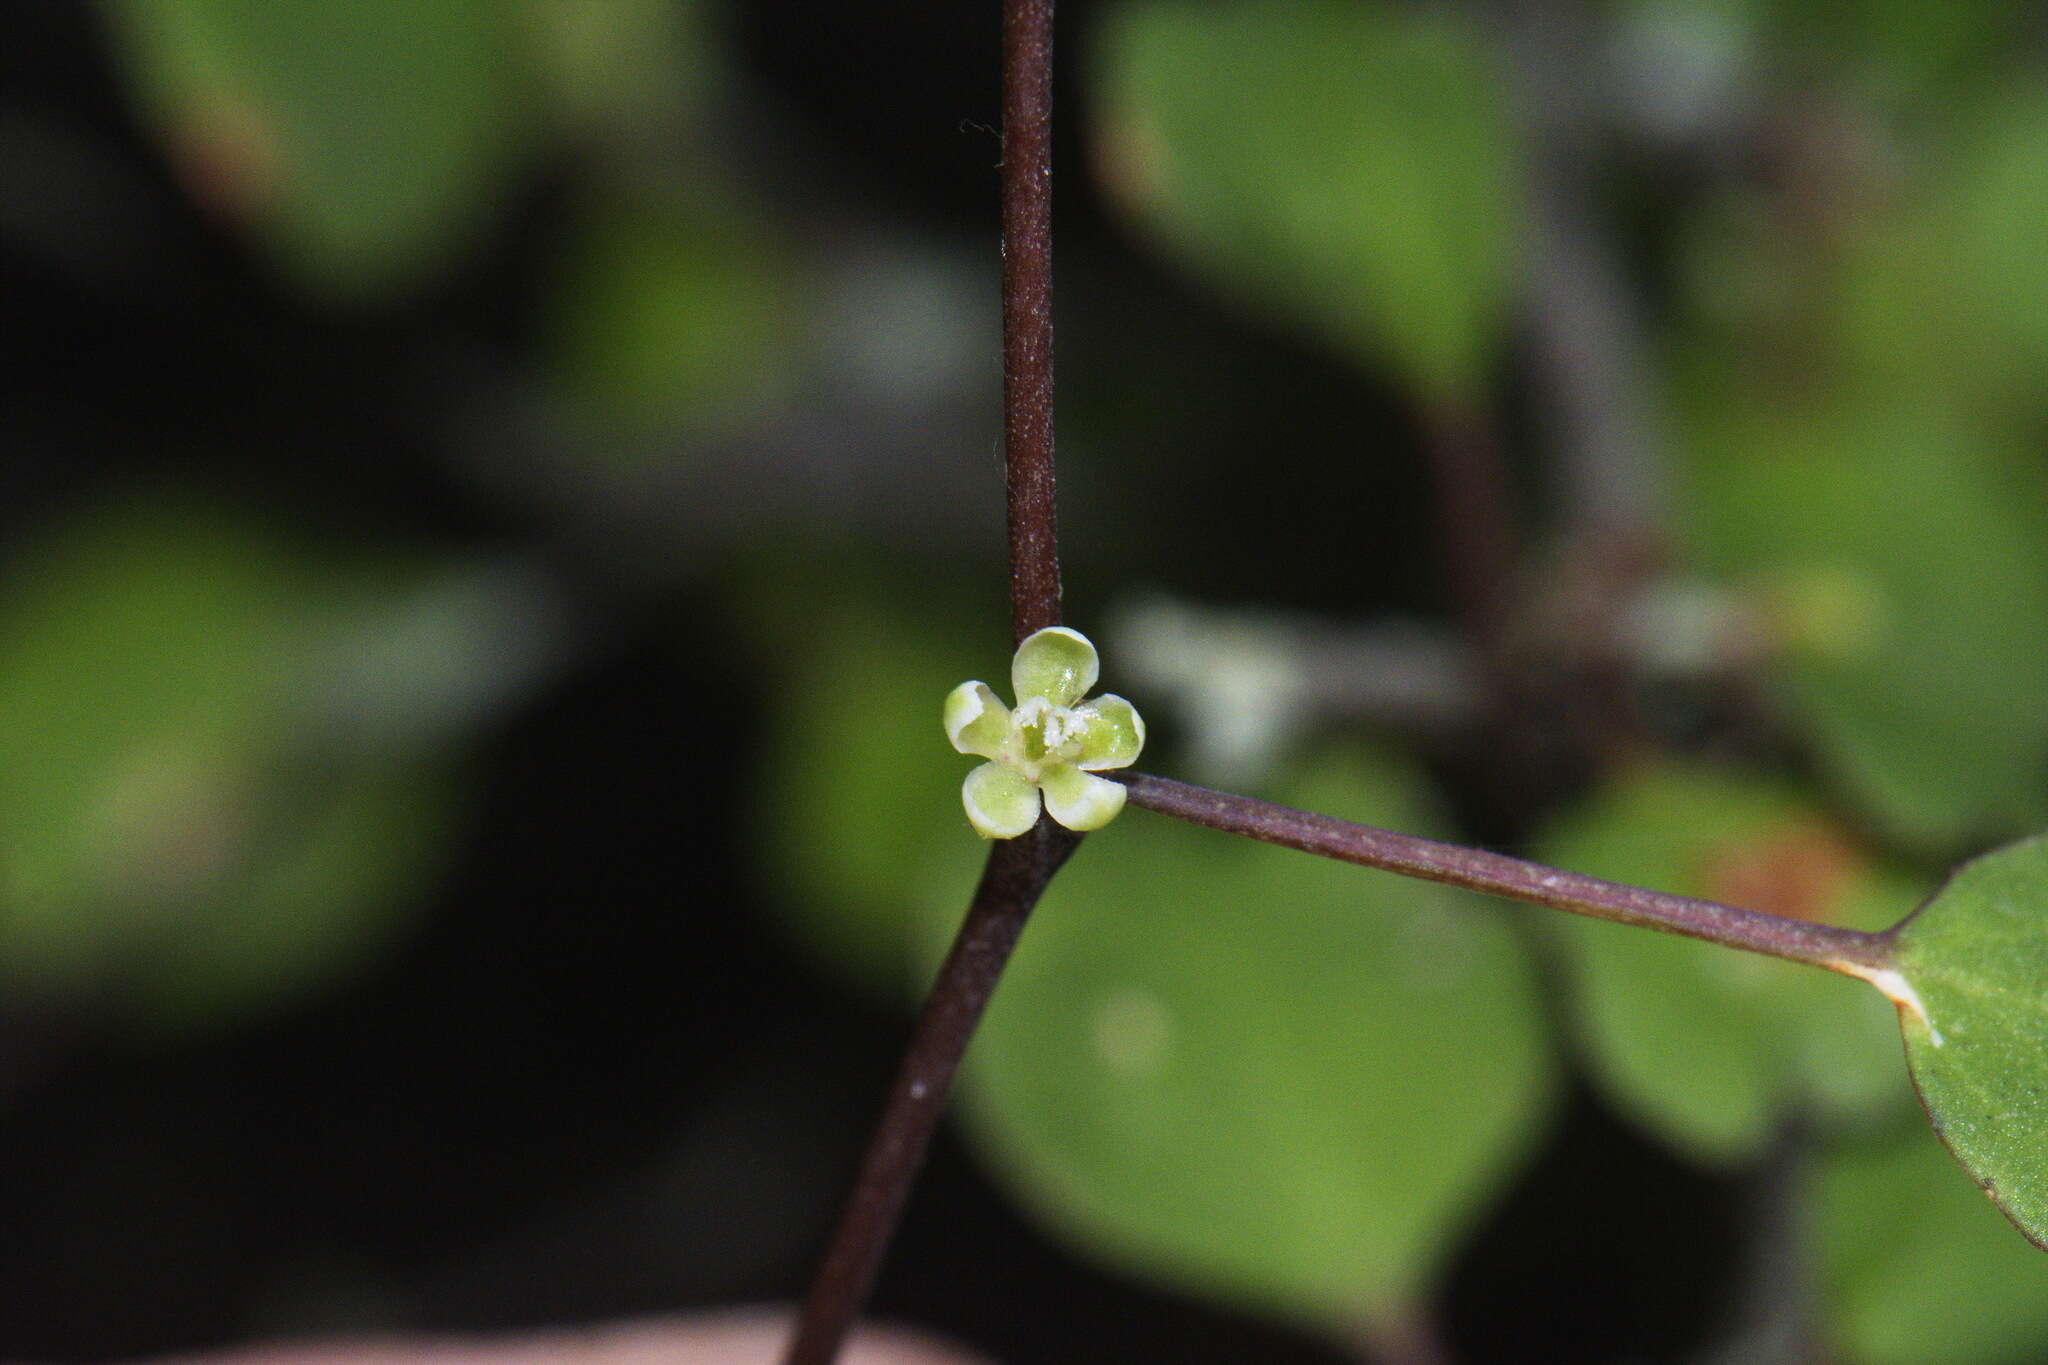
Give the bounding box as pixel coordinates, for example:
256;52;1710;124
1888;832;2048;1252
144;758;455;1029
746;571;989;1001
954;750;1553;1329
549;196;800;435
1092;0;1515;402
1769;0;2024;97
1675;379;2048;849
1822;1121;2048;1365
0;496;458;1032
107;0;523;302
1540;764;1913;1164
1820;84;2048;424
518;0;713;137
1933;83;2048;401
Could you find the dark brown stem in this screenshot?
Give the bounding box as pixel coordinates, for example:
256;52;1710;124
784;4;1066;1361
1114;772;1894;976
1002;0;1061;644
783;827;1079;1365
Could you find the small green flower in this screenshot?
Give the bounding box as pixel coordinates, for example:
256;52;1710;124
944;626;1146;838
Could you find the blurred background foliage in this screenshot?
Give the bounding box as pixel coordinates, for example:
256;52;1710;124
4;1;2048;1362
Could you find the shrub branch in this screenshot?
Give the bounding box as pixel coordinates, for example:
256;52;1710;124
783;4;1068;1361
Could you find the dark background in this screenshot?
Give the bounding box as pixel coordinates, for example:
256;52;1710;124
0;1;1935;1361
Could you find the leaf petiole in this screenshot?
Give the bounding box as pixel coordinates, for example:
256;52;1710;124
1113;770;1899;979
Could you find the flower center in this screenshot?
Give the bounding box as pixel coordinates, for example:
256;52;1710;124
1011;696;1087;779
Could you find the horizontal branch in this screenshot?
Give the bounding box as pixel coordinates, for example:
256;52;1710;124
1113;772;1894;976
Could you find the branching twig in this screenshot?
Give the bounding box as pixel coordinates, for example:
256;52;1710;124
783;3;1067;1361
1115;771;1894;975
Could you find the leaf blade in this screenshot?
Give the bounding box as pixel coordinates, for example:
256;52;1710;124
953;750;1555;1327
1890;833;2048;1248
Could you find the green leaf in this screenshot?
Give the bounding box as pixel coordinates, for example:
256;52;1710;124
1888;832;2048;1250
107;0;523;302
1934;83;2048;399
1819;84;2048;422
953;749;1553;1328
1092;0;1515;402
549;196;800;434
1539;764;1915;1164
0;496;458;1033
1675;380;2048;850
1821;1123;2048;1365
1767;0;2026;100
745;572;987;1001
518;0;715;137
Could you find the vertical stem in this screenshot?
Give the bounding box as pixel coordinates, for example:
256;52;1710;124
784;4;1067;1361
1002;0;1062;644
782;826;1079;1365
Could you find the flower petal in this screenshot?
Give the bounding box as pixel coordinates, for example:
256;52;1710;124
1041;764;1127;832
1012;626;1100;707
1071;693;1145;771
944;680;1011;759
963;761;1040;839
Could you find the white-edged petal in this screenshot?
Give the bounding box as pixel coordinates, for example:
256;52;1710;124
1012;626;1100;707
1071;693;1145;771
1041;764;1127;832
944;680;1011;759
963;761;1041;839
